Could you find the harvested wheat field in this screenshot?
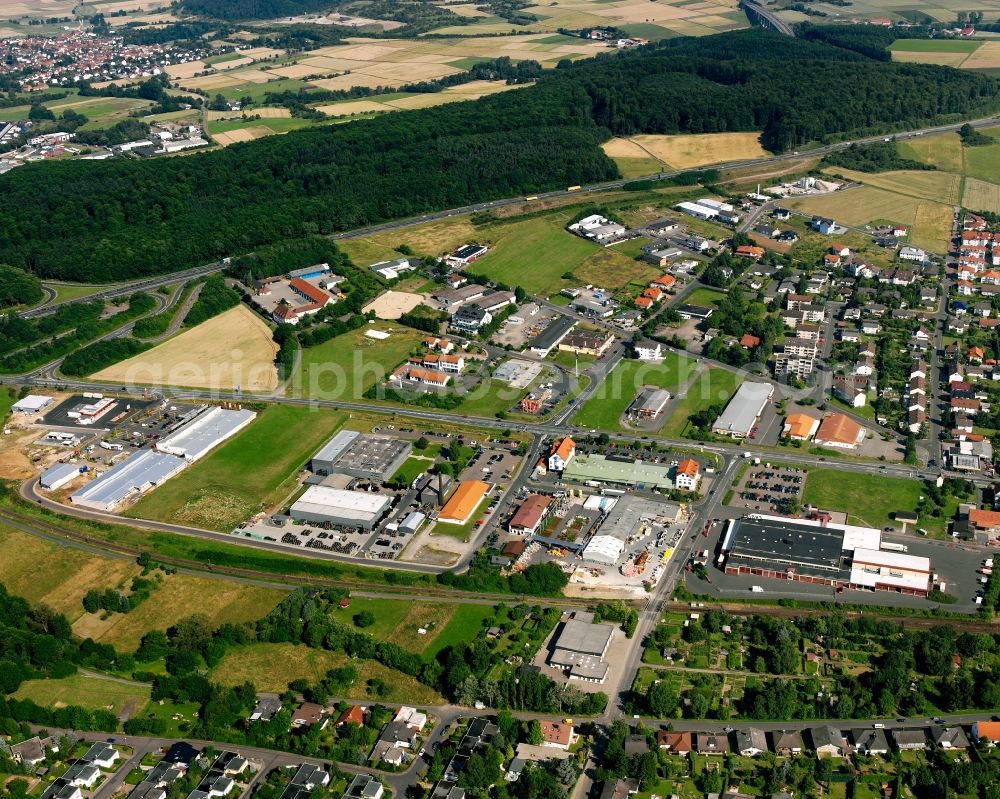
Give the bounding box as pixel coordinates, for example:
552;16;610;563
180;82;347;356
625;132;768;169
91;304;279;391
964;177;1000;214
212;127;274;146
249;107;292;118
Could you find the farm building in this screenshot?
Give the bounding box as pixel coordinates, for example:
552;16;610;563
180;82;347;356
711;382;774;438
70;449;186;511
311;430;411;482
289;486;391;530
438;480;491;525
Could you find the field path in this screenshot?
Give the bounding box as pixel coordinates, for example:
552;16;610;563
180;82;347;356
77;667;149;688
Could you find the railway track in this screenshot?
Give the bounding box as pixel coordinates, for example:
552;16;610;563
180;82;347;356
0;504;611;609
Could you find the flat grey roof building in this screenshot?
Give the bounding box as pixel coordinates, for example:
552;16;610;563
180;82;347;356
711;381;773;438
71;450;186;511
553;618;614;657
312;431;411;482
726;516;849;578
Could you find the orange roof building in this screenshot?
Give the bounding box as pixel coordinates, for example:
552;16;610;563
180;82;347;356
814;413;864;449
974;721;1000;742
735;245;765;261
740;333;760;349
969;507;1000;531
782;413;819;441
548;437;576;471
438;480;490;525
634;296;654;310
651;274;676;288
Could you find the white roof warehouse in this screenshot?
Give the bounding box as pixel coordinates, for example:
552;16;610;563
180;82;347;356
290;486;392;530
711;382;774;438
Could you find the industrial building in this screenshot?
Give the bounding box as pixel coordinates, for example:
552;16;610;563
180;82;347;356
39;462;84;491
628;386;671;419
721;514;930;596
438;480;491;525
311;431;412;482
581;496;681;565
547;611;615;683
155;407;256;461
711;382;774;438
528;317;576;357
70;449;187;511
563;454;675;490
12;394;53;414
289;486;392;529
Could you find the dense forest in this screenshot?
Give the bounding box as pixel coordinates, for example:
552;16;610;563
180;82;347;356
0;266;43;309
2;28;999;282
821;140;934;172
180;0;337;19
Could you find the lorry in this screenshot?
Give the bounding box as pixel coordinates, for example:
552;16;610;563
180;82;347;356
750;585;765;593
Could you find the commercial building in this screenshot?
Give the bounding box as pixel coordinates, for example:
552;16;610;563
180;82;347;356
508;494;553;535
711;382;774;438
444;244;488;268
563;453;674;490
39;462;83;491
70;449;186;511
628;386;670;419
311;431;412;482
722;514;928;596
12;394;53;414
289;486;392;530
814;413;865;449
547;437;576;472
529;317;576;357
558;330;615;357
438;480;490;525
582;495;681;565
674;459;701;491
548;611;614;683
155;407;256;462
369;258;414;280
782;413;820;441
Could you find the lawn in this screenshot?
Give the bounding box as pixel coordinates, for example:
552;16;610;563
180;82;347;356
0;385;14;426
658;367;743;438
14;673;150;716
573;352;696;430
128;404;347;531
683;287;729;308
897;133;965;173
391;454;436;487
421;603;496;659
802;469;946;535
291;321;425;401
210;642;444;704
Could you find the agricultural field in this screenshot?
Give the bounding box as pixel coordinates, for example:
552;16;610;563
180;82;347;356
573;351;697;430
210;642;445;704
658;366;743;438
820;167;961;204
317;80;525;118
784;186;953;254
603;132;768;173
91;304;279;391
292;321;425;401
13;673;150;717
889;38;983;68
963;177;1000;214
0;523;286;649
127;404;347;531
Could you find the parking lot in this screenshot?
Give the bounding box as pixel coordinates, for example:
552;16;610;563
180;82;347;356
490;304;560;350
730;464;805;514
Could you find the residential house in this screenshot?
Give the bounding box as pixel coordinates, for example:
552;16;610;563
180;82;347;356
931;726;970;749
337;706;365;727
291;703;328;730
694;733;729;755
734;728;769;757
809;727;846;758
634;340;663;361
539;721;577;750
892;729;927;751
656;731;692;754
850;729;889;756
770;730;803;756
674;459;701;491
548;438;575;472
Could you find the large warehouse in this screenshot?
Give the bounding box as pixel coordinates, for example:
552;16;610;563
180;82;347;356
548;611;615;683
563;454;675;490
438;480;490;525
311;430;411;482
721;514;930;596
711;382;774;438
155;407;256;461
289;486;392;529
71;450;187;511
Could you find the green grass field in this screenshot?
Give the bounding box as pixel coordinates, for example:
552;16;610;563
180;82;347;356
683;287;729;308
0;386;14;426
888;38;981;53
466;215;604;295
210;642;444;703
293;322;424;401
802;469;947;535
391;454;436;487
14;673;150;715
573;352;696;430
659;367;743;438
962;128;1000;184
206;116;315;135
128;404;347;531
